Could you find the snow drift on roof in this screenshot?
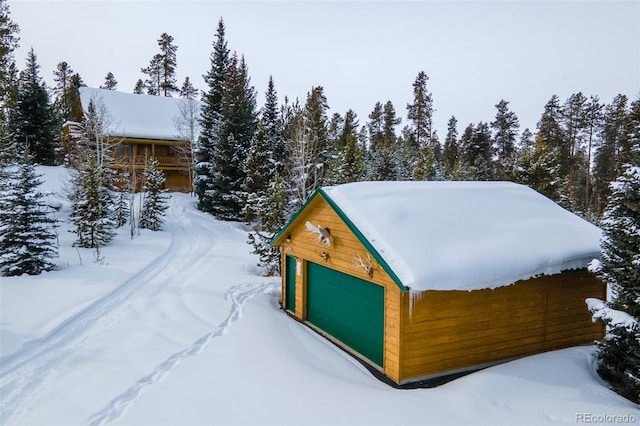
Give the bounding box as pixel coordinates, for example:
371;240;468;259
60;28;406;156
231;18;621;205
78;87;198;141
323;181;602;292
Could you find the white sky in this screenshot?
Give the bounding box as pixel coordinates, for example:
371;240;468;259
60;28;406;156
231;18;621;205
8;0;640;139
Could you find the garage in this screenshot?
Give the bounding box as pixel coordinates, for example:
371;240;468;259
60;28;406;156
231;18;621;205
306;261;384;367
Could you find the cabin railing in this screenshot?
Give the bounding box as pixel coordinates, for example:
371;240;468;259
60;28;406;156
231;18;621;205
111;155;191;168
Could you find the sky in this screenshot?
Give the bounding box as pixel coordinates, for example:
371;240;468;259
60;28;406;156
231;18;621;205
8;0;640;139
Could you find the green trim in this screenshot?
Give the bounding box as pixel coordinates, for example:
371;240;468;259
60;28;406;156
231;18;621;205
317;188;407;291
271;188;407;291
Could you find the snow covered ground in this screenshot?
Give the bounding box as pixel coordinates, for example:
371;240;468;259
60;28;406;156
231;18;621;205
1;166;638;425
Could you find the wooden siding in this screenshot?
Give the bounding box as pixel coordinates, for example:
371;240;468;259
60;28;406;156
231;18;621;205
278;195;402;379
398;271;605;382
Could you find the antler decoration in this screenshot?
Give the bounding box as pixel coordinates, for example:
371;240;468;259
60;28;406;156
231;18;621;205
305;221;331;246
353;252;374;278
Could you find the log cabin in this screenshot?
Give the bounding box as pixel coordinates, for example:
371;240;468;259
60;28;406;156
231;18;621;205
271;181;605;386
63;87;196;192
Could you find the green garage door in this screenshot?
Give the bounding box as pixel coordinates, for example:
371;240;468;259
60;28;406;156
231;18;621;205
306;262;384;367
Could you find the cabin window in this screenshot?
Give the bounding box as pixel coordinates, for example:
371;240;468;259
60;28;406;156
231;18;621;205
116;144;133;157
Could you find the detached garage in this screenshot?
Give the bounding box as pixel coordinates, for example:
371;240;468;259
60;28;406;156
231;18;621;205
271;181;606;385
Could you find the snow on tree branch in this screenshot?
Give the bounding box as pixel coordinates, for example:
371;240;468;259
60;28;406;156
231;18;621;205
587;298;638;331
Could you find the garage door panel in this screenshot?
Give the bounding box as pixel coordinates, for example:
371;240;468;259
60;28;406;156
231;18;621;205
307;262;384;367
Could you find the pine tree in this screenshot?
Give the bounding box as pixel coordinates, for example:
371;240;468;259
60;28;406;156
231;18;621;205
157;33;178;97
262;75;285;173
491;99;520;180
367;101;384;152
133;79;145;94
584;96;603;214
139;157;169;231
69;152;115;248
179;76;198;99
443;115;460;179
593;95;629;215
195;18;229;214
247;171;288;276
206;53;258;220
406;71;434;147
0;144;58;276
461;122;493;180
141;53;162;95
52;61;79;122
242;121;274;222
101;71;118;90
593;141;640;404
368;101;401;180
0;0;20;144
9;49;58;165
334;133;365;184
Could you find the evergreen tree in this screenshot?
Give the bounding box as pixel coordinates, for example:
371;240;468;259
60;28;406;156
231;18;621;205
0;144;58;276
443;115;460;179
514;134;566;202
242;121;274;222
207;53;257;220
195;18;230;213
69;152;115;248
593;95;629;215
52;61;78;122
583;96;603;214
157;32;178;97
368;101;401;180
562;92;588;208
406;71;434;147
367;101;384;152
9;49;58;165
113;183;129;228
262;75;285;173
534;95;569;203
179;76;198;99
334;132;365;184
0;0;19;89
461;122;493;180
0;0;20;144
133;79;145;94
100;71;118;90
593;142;640;404
247;171;288;276
141;53;162;95
139;157;169;231
491;99;520;180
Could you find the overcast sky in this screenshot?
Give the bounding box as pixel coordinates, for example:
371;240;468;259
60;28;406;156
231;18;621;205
8;0;640;139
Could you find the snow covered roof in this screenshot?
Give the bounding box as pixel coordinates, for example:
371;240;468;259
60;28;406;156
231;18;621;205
78;87;197;141
316;181;602;292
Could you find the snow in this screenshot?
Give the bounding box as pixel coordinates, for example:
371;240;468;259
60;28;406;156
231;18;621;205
1;167;638;425
587;298;638;330
78;87;195;141
323;181;603;291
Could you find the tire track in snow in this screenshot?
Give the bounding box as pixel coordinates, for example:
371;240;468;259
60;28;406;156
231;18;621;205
85;281;278;426
0;197;218;424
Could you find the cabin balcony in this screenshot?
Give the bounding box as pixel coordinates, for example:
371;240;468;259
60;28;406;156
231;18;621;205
110;155;191;171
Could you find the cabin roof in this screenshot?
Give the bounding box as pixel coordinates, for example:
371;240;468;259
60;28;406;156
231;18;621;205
274;181;602;292
78;87;198;141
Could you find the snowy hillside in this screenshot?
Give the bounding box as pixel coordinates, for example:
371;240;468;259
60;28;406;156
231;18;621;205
0;166;638;425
